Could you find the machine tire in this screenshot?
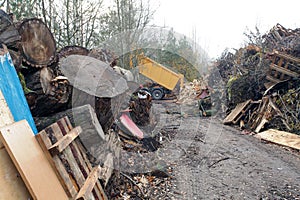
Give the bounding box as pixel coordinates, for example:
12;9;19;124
151;88;164;100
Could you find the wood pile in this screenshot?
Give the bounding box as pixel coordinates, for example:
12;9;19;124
0;9;130;198
217;23;300;135
0;9;126;134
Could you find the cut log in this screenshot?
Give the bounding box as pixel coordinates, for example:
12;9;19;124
18;18;56;68
88;48;115;63
25;66;71;116
60;55;129;132
60;55;128;98
0;9;21;47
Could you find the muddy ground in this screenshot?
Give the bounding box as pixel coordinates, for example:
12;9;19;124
107;101;300;199
150;101;300;199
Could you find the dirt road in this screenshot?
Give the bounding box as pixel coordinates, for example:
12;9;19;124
153;102;300;200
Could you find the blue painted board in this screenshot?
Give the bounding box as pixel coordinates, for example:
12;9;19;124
0;52;37;134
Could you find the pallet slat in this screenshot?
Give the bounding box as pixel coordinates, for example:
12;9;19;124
270;63;300;78
76;166;102;200
48;126;82;156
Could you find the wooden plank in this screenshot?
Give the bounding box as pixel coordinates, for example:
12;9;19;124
273;50;300;64
0;90;14;129
0;90;31;200
76;166;101;200
266;75;282;83
0;149;31;200
0;90;14;149
223;100;252;124
48;126;82;156
256;129;300;150
0;120;68;200
264;81;275;89
270;63;300;78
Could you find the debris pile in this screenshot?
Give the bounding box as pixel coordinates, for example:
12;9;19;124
217;24;300;135
177;79;209;104
1;9;189;199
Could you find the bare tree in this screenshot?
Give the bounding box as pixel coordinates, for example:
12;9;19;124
100;0;155;67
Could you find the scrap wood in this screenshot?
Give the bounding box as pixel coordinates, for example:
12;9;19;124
256;129;300;151
0;120;68;200
100;153;114;186
36;116;107;200
0;90;31;199
223;99;252;124
48;126;82;156
76;165;102;200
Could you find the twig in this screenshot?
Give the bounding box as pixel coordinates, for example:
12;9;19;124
120;172;146;197
208;157;230;168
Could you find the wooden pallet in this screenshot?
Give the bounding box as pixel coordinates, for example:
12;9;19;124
36;116;107;200
265;51;300;89
223;100;252;125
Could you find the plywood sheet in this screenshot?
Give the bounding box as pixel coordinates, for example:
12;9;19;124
0;120;68;200
0;90;31;199
0;148;31;200
256;129;300;150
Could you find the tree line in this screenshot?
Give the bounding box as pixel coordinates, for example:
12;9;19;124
2;0;208;81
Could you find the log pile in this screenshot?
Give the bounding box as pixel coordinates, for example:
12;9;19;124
0;10;127;133
216;23;300;135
